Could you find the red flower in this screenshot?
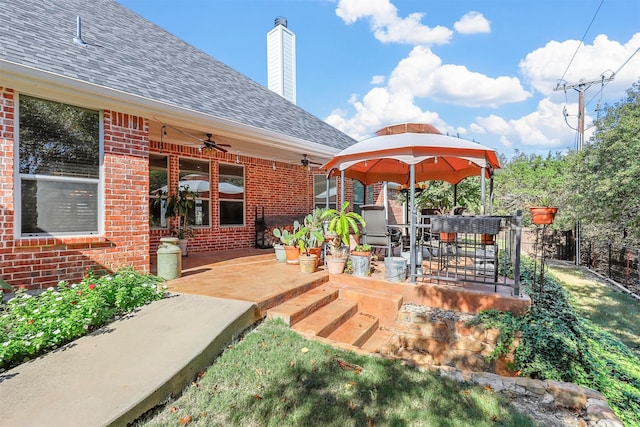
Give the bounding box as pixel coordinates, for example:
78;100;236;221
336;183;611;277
27;319;34;324
77;290;83;296
88;284;96;290
71;301;77;305
19;285;27;289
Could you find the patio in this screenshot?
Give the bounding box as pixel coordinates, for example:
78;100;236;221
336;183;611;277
154;249;531;352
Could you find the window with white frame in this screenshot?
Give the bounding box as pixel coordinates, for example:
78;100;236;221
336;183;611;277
218;163;244;226
18;95;100;236
178;158;210;227
314;175;337;209
149;154;168;228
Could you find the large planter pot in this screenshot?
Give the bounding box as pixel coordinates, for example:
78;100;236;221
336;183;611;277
273;244;287;263
298;254;318;274
326;257;347;274
177;238;188;257
350;253;370;277
530;207;558;225
284;245;300;264
384;257;407;282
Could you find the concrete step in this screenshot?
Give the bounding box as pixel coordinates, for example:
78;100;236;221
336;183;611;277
338;286;403;327
292;299;358;337
266;285;339;326
360;327;396;354
327;312;379;347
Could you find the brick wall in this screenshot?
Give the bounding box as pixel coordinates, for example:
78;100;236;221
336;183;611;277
148;141;331;254
0;88;150;290
1;86;356;290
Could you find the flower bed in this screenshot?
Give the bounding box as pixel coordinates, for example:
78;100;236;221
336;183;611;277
0;267;165;370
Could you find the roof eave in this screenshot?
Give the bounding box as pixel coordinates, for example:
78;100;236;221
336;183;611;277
0;59;338;159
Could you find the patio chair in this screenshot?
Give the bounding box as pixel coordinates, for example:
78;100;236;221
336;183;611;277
360;205;402;257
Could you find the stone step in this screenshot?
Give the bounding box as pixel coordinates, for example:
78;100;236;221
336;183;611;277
360;328;396;354
292;299;358;338
266;285;339;326
327;312;379;347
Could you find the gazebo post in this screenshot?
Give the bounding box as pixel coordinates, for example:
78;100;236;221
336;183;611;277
409;163;417;283
480;166;486;215
325;176;330;210
340;170;345;207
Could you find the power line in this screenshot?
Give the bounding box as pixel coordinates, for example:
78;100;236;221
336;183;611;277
558;0;606;83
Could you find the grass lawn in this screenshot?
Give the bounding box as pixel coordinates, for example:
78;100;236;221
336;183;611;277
548;263;640;358
138;319;534;427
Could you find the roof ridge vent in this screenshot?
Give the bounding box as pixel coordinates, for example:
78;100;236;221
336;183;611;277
73;16;88;46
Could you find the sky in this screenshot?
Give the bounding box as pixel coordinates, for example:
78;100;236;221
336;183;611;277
118;0;640;159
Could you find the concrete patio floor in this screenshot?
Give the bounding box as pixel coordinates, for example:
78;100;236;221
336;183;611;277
155;249;531;317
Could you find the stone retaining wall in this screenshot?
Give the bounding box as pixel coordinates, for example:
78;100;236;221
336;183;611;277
384;304;623;426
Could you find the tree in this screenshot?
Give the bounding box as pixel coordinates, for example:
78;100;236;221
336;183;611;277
493;151;571;228
567;80;640;244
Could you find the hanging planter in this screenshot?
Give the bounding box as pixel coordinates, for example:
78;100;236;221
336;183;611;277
530;207;558;225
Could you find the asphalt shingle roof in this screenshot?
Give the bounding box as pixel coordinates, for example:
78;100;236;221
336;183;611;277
0;0;355;150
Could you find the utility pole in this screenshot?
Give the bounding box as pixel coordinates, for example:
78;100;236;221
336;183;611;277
554;74;614;265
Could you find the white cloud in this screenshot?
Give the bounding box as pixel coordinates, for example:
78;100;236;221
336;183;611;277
327;45;531;141
520;33;640;98
335;0;453;45
473;98;582;149
388;46;530;107
370;75;386;84
454;11;490;35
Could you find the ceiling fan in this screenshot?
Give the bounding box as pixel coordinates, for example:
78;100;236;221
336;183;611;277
300;154;322;169
202;134;231;152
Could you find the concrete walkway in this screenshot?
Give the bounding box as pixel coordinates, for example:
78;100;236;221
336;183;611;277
0;293;259;427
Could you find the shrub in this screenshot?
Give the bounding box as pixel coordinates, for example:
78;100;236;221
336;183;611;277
0;267;165;370
478;259;640;425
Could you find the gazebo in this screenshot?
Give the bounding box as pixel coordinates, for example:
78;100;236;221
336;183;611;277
322;124;520;291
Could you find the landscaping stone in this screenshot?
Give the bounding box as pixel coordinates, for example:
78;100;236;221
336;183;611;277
384;304;624;427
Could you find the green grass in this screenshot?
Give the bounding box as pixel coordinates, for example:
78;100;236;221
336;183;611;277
139;319;534;427
548;264;640;357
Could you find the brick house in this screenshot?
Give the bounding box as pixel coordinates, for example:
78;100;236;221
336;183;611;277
0;0;363;290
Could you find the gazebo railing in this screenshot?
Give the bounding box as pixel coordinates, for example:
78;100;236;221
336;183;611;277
409;211;522;296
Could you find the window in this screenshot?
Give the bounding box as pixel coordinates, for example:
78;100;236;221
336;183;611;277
149;154;168;228
18;95;100;236
352;180;365;215
178;158;210;227
219;164;244;226
314;175;337;209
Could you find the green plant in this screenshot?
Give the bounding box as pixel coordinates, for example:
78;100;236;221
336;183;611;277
165;185;197;240
323;201;365;247
272;221;301;246
293;225;324;256
353;244;372;253
0;268;164;370
477;259;640;425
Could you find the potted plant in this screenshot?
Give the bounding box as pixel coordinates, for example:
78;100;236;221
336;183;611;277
321;202;365;274
293;225;324;274
350;244;372;277
165;185;197;256
273;221;301;264
529;206;558;225
271;227;290;263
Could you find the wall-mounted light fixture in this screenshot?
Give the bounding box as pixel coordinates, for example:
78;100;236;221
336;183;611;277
236;151;240;163
272;158;276;170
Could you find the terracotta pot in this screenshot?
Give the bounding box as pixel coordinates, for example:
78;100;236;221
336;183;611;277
439;232;456;243
530;207;558;225
308;247;322;267
326;257;347;274
350;251;371;257
298;254;317;274
481;234;495;245
284;245;300;264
